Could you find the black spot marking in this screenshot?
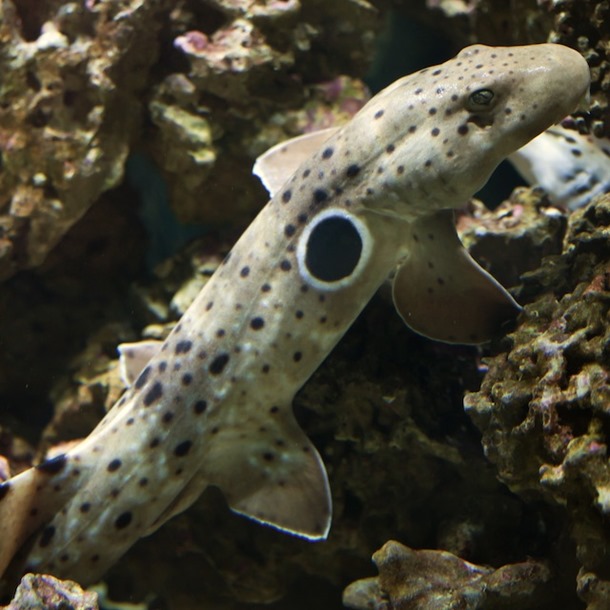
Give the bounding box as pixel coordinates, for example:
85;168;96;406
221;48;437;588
295;310;304;319
173;362;182;371
250;317;265;330
397;165;405;174
374;109;384;119
322;147;334;159
194;400;207;414
216;329;225;338
457;124;469;135
305;215;362;282
270;406;280;414
198;350;207;359
0;482;10;501
571;148;582;157
135;366;152;389
159;361;167;373
240;266;250;277
139;478;149;487
298;213;308;224
408;125;417;133
284;224;296;237
262;364;270;373
206;301;214;311
107;459;122;472
115;512;132;529
210;353;230;375
386;144;395;154
263;452;275;461
39;526;55;547
431;128;440;137
280;259;292;272
163;411;174;423
150;437;161;448
174;440;193;457
80;502;91;513
293;352;302;362
313;189;328;204
261;283;271;292
424;160;432;168
182;373;193;386
428;108;437;115
143;382;163;407
437;277;445;285
36;454;67;475
346;164;360;178
282;189;292;203
175;340;192;355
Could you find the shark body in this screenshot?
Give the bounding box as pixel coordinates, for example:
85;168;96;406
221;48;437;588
0;44;589;586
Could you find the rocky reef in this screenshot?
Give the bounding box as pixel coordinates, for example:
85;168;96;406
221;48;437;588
1;0;608;609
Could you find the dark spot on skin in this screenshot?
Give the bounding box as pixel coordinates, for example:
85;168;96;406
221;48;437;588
211;427;220;434
173;362;182;372
374;109;384;119
150;437;161;448
319;316;327;324
424;160;432;168
270;406;280;414
0;483;10;501
30;508;38;517
571;148;582;157
429;108;437;115
194;400;207;414
263;452;275;461
36;454;67;475
216;329;225;338
282;190;292;203
313;189;328;204
262;364;270;373
210;353;230;375
80;502;91;513
280;259;292;272
163;411;174;423
322;147;334;159
107;459;122;472
386;144;395;153
175;340;192;354
346;164;360;178
431;128;440;137
250;317;265;330
437;277;445;285
415;88;423;94
504;108;512;115
174;440;193;457
39;526;56;547
182;373;193;386
159;362;167;373
284;224;296;237
295;310;303;319
198;350;207;359
293;352;302;362
305;215;362;283
115;512;132;529
409;125;417;133
143;382;163;407
134;366;151;389
240;266;250;277
297;213;308;224
206;301;214;311
432;69;442;75
457;124;469;135
139;478;149;487
259;283;271;294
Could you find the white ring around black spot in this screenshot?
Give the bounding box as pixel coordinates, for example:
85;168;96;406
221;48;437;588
296;208;372;291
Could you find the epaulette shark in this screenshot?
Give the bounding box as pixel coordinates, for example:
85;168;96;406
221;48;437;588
0;43;589;588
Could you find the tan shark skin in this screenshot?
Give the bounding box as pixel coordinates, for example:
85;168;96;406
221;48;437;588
0;44;589;587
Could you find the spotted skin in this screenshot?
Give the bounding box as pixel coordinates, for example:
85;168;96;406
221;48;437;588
509;125;610;210
0;44;589;586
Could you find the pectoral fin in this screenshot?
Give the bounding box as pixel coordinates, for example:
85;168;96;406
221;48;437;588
253;128;339;197
202;404;331;540
392;210;521;344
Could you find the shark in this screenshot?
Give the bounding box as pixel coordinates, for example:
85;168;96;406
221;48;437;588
0;43;590;588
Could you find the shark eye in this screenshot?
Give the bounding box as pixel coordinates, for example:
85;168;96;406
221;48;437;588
468;88;494;108
296;208;372;291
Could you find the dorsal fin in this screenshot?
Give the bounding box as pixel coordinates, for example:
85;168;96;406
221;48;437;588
392;210;521;344
253;128;339;196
